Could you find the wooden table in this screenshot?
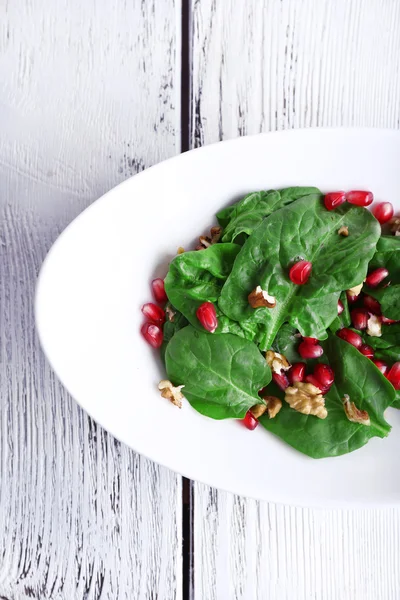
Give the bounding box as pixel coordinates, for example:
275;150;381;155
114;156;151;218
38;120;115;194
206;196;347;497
1;1;400;598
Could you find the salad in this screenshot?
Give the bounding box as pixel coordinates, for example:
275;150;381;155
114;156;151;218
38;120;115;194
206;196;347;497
141;187;400;459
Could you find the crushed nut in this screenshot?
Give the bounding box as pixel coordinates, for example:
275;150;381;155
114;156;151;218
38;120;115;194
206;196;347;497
158;380;185;408
248;286;277;309
348;282;364;296
210;226;222;244
343;394;370;426
196;226;223;250
338;226;349;236
177;246;185;254
264;395;283;419
390;216;400;236
284;382;328;419
266;350;291;374
166;305;176;322
367;313;382;337
199;235;212;248
250;403;267;419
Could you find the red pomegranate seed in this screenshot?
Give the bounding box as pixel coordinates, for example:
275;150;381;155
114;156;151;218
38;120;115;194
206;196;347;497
141;322;163;348
273;372;290;391
151;278;168;304
387;362;400;390
337;328;362;349
196;302;218;333
373;359;389;376
346;290;360;304
243;411;258;430
288;362;306;384
313;363;334;388
305;374;329;394
363;295;381;315
346;190;373;207
324;191;346;211
298;341;324;359
338;300;344;315
303;337;318;344
141;302;165;325
359;344;374;359
289;260;312;285
351;308;369;330
372;202;394;224
365;267;389;288
382;315;398;325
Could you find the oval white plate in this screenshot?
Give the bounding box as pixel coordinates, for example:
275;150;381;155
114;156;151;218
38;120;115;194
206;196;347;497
36;128;400;507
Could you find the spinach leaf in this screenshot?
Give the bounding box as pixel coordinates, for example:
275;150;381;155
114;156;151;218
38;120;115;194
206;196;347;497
165;326;271;419
366;285;400;320
272;323;303;363
219;197;380;350
160;306;188;364
164;243;264;341
329;291;351;333
219;187;321;244
370;235;400;284
394;390;400;409
260;336;394;458
364;324;400;362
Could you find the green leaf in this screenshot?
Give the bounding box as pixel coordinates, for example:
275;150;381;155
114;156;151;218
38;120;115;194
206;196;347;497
366;285;400;320
329;291;351;333
160;305;188;364
260;336;394;458
393;390;400;409
219;187;321;244
165;326;272;419
365;324;400;362
272;324;303;363
219;197;380;350
370;235;400;284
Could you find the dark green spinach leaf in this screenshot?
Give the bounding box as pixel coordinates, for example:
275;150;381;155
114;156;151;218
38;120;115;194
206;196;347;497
369;235;400;284
219;197;380;349
165;326;271;419
260;336;394;458
364;324;400;363
329;291;351;333
366;285;400;320
272;323;303;363
160;305;188;363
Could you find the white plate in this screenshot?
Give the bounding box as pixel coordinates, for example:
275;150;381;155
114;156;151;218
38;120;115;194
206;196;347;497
36;128;400;507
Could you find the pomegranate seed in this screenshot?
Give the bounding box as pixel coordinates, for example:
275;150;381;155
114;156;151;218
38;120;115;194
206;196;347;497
359;344;374;359
303;337;318;344
305;374;329;394
346;190;373;206
338;300;344;315
273;372;289;391
324;191;346;211
365;267;389;288
152;278;168;304
298;341;324;359
337;328;362;349
289;260;312;285
196;302;218;333
387;362;400;390
346;290;359;304
141;322;163;348
351;308;369;330
363;295;381;315
288;362;306;384
372;359;389;376
313;363;335;388
243;411;258;430
141;302;165;325
382;315;398;325
372;202;394;224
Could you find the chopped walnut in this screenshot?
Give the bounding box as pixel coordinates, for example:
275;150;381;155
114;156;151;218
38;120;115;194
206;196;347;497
166;305;176;322
265;350;291;374
158;380;185;408
177;246;185;254
343;394;370;426
348;282;364;296
264;395;283;419
210;226;222;244
338;226;349;237
198;235;212;248
248;286;276;309
390;216;400;236
197;226;223;250
250;403;267;419
284;382;328;419
367;313;382;337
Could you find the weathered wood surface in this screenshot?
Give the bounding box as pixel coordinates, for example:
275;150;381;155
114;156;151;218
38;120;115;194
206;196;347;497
190;1;400;598
0;1;182;599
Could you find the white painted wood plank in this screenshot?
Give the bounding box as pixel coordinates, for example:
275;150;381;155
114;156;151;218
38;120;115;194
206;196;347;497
190;1;400;598
0;1;182;599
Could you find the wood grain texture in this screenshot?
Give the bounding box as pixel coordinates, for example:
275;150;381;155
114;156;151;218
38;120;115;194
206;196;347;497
0;1;182;599
190;1;400;598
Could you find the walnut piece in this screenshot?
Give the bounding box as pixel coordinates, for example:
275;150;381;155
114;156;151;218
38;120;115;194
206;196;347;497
166;305;176;322
367;313;382;337
390;216;400;236
250;403;267;419
265;350;291;374
248;286;276;309
158;380;185;408
210;226;222;244
197;226;222;250
343;394;370;426
284;382;328;419
338;226;349;236
177;246;185;254
264;395;283;419
348;282;364;296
